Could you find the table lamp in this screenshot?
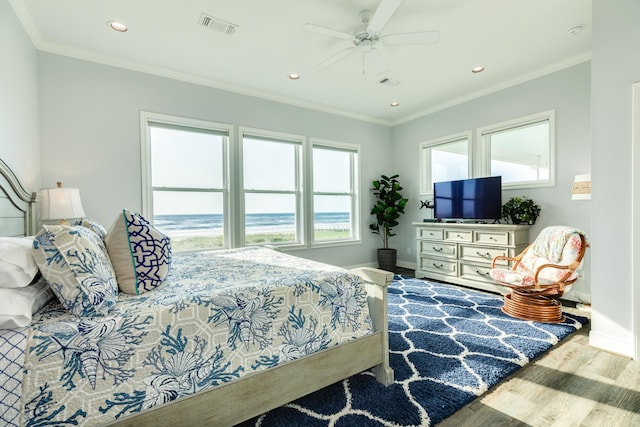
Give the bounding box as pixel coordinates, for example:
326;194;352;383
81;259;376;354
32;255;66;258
40;181;86;225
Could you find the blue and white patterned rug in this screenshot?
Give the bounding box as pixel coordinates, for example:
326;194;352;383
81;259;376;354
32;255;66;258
239;276;588;426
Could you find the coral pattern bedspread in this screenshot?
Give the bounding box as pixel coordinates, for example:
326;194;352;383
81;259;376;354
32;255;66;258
18;247;373;426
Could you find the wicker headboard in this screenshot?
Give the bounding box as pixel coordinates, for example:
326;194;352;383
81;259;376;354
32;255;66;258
0;159;38;236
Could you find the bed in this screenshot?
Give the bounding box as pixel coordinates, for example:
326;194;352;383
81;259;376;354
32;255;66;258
0;158;393;426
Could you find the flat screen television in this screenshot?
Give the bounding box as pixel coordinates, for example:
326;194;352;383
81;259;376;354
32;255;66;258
433;176;502;221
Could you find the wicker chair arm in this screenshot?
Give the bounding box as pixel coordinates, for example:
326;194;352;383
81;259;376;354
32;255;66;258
532;261;580;290
491;255;513;268
491;250;525;269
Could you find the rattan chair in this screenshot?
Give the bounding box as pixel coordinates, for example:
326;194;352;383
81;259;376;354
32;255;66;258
489;225;588;323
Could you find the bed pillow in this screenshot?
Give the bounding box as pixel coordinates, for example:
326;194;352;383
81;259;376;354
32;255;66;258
104;209;172;295
0;275;55;329
0;237;39;288
73;217;108;240
32;225;118;317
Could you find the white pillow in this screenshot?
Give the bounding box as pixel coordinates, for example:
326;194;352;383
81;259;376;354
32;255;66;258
0;237;39;288
0;275;54;329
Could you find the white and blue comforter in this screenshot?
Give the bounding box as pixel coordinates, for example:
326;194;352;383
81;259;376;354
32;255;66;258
13;247;373;426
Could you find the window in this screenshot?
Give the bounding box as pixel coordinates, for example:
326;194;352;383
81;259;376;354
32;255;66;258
479;110;555;188
142;114;361;251
311;140;360;244
141;112;232;251
241;129;304;246
419;111;556;196
419;132;471;195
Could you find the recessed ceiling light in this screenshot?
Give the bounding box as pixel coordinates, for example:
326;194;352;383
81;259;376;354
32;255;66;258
472;66;485;73
390;101;400;107
108;21;128;32
288;73;300;80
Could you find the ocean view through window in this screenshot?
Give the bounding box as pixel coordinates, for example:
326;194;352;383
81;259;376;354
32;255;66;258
142;113;361;251
155;212;351;248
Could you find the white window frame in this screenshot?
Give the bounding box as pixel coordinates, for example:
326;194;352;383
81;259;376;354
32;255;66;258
419;131;472;196
309;138;361;247
141;114;363;251
477;110;556;189
140;111;234;248
239;127;305;248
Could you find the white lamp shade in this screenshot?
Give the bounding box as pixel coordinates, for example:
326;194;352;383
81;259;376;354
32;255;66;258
571;174;591;200
40;185;86;220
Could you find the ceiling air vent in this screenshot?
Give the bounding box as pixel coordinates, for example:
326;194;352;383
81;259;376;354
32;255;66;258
198;13;238;35
379;77;400;87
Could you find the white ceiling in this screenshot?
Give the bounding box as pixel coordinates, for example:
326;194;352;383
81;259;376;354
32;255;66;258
10;0;591;126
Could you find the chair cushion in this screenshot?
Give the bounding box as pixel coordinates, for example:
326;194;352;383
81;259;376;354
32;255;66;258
491;226;586;287
530;225;586;263
517;231;584;283
489;269;536;287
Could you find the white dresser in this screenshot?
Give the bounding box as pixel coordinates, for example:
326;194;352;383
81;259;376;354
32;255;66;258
413;222;530;294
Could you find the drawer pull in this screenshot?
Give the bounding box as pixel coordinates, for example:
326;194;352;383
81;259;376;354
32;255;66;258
476;270;490;277
489;236;497;241
476;251;492;258
432;246;444;252
433;263;444;269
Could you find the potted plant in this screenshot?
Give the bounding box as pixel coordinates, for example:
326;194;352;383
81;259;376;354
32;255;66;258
369;174;409;271
502;196;541;224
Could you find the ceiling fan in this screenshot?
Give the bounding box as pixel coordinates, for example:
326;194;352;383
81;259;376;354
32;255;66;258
302;0;439;75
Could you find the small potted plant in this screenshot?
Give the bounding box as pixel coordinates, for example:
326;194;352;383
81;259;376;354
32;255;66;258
369;174;409;271
502;196;541;224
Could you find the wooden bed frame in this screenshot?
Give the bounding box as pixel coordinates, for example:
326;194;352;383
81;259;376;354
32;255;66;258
0;159;394;427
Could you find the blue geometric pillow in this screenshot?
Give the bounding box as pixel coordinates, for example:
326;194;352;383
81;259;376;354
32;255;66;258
32;225;118;317
104;209;172;295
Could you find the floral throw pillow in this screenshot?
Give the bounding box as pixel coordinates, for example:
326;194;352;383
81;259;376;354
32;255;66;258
73;217;108;240
32;225;118;317
104;209;172;295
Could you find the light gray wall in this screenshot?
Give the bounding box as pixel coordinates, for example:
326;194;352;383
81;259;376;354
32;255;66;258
7;0;638;357
589;0;640;357
37;53;392;267
391;62;592;300
0;1;40;190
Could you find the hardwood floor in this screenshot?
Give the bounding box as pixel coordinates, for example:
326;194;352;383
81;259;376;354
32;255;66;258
393;269;640;427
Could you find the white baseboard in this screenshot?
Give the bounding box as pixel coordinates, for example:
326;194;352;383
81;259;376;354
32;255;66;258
589;330;635;359
396;260;417;270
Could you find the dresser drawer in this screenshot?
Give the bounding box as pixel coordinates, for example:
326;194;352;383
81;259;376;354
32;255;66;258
418;228;444;240
459;263;493;283
444;229;473;242
459;245;509;265
419;241;457;258
419;257;457;276
475;230;510;245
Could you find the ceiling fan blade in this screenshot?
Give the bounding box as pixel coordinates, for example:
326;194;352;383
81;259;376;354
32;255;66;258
316;46;358;70
383;31;440;45
366;0;402;34
302;23;353;40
